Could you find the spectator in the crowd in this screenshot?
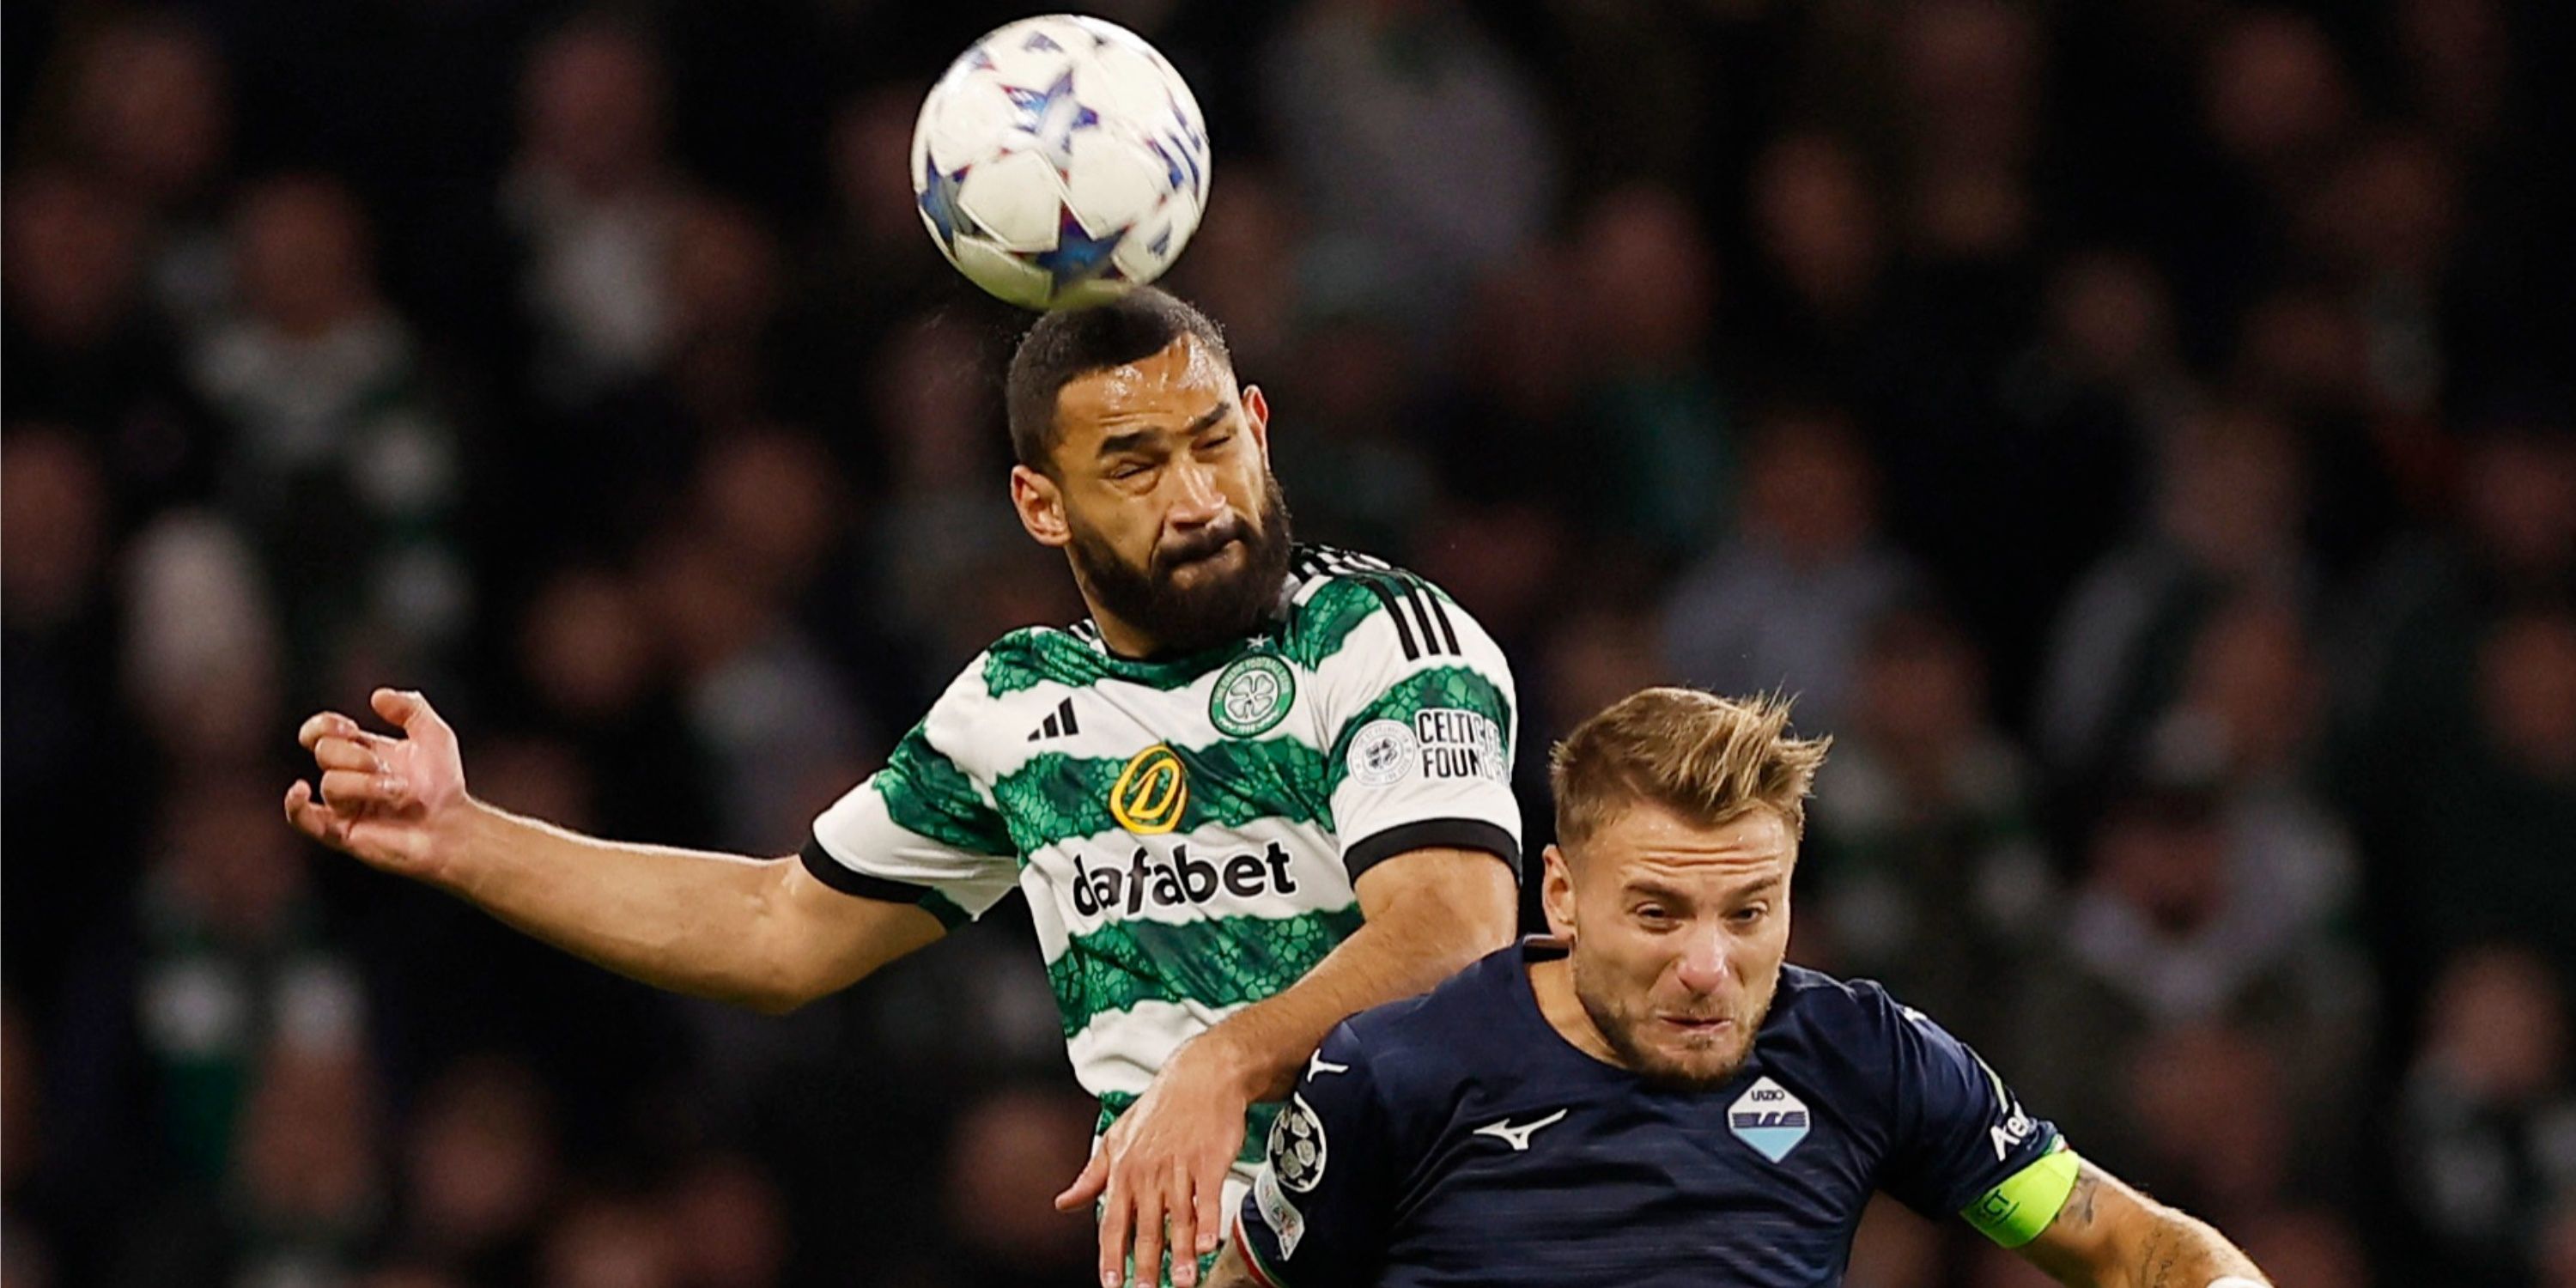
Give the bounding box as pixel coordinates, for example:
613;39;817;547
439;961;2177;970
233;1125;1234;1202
2119;1024;2297;1221
1160;163;1302;381
1;167;216;510
1436;250;1585;509
186;173;467;703
1569;185;1733;558
222;1038;386;1288
2037;404;2317;796
1803;605;2055;1046
1984;250;2182;682
2;429;138;1007
861;313;1047;671
392;1056;562;1285
2016;780;2372;1191
51;13;236;338
2394;945;2576;1286
1663;404;1922;736
653;197;787;434
1740;131;1891;402
1261;0;1558;341
506;18;686;414
1264;289;1440;561
513;565;714;848
2142;597;2362;975
779;85;1003;459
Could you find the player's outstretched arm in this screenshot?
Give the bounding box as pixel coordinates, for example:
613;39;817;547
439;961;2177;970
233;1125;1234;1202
2015;1158;2269;1288
287;689;944;1012
1056;845;1515;1288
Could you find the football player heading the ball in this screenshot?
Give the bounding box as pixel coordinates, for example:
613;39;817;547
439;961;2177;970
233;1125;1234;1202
288;289;1522;1288
1212;688;2272;1288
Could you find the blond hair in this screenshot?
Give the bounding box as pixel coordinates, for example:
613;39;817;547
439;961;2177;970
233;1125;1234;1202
1550;688;1832;848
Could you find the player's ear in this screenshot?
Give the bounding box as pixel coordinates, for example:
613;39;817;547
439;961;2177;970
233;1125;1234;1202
1011;464;1071;549
1540;844;1577;940
1241;384;1270;459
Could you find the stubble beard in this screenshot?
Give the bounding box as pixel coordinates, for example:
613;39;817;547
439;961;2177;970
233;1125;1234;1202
1571;951;1775;1092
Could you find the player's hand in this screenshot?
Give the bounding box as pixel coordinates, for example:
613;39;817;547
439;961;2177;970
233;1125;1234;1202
1055;1031;1252;1287
284;688;470;884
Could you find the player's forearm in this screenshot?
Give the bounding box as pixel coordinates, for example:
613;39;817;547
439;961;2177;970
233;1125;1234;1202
430;799;811;1010
2108;1208;2266;1288
1198;852;1516;1099
2023;1161;2266;1288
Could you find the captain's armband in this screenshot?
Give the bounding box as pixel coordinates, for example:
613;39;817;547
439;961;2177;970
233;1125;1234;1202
1959;1138;2080;1249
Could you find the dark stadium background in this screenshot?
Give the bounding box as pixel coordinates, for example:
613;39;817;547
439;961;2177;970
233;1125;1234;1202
4;1;2573;1285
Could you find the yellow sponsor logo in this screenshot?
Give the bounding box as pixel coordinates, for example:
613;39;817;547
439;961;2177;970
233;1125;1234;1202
1109;744;1189;835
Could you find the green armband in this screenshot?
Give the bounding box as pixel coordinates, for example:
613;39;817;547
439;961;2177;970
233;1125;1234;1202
1959;1139;2079;1249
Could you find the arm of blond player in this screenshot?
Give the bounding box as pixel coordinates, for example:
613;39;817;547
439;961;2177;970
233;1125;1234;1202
2014;1157;2269;1288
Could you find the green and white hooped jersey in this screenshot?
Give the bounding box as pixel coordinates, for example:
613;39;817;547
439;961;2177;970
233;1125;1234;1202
804;544;1522;1170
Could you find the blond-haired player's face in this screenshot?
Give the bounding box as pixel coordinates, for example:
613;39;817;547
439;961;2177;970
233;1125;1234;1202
1542;802;1795;1088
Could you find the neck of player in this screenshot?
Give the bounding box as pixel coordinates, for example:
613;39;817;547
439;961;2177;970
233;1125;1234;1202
1087;599;1170;660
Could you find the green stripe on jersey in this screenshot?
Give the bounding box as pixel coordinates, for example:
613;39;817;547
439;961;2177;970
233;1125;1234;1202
1048;905;1365;1039
1279;579;1388;671
1324;665;1514;793
1097;1091;1280;1166
877;726;1015;855
991;739;1331;854
981;628;1246;698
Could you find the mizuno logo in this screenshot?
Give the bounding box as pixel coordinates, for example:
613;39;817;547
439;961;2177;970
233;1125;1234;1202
1027;696;1080;742
1472;1109;1567;1151
1306;1052;1350;1080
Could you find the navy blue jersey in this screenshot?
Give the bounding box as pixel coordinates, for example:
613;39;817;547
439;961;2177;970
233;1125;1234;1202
1236;939;2066;1287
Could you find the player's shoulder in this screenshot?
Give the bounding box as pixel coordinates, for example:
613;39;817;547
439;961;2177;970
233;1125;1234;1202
1327;942;1532;1084
1759;964;1929;1074
964;622;1118;702
1281;544;1484;671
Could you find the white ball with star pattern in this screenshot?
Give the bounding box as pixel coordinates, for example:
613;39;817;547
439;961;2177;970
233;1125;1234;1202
911;14;1210;310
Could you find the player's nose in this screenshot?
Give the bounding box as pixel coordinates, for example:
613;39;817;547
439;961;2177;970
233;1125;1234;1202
1672;928;1733;994
1164;460;1227;527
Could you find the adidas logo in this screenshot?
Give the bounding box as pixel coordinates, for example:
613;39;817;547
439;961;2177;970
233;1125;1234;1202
1028;696;1080;742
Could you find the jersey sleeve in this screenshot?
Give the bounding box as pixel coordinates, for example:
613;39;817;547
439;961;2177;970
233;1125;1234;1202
803;661;1020;927
1313;575;1523;883
1868;986;2069;1242
1234;1022;1400;1287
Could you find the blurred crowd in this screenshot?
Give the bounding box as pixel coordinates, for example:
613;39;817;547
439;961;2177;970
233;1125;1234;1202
4;1;2573;1285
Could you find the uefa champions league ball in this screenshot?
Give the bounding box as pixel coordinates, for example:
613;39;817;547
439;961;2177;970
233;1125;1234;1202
911;14;1211;310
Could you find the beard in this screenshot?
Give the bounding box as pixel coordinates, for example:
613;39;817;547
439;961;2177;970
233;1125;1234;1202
1066;473;1295;655
1571;953;1776;1092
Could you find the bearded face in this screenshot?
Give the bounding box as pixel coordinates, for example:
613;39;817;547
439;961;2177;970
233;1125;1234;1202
1066;471;1294;654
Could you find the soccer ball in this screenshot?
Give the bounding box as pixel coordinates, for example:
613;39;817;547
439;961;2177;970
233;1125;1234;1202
911;15;1211;310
